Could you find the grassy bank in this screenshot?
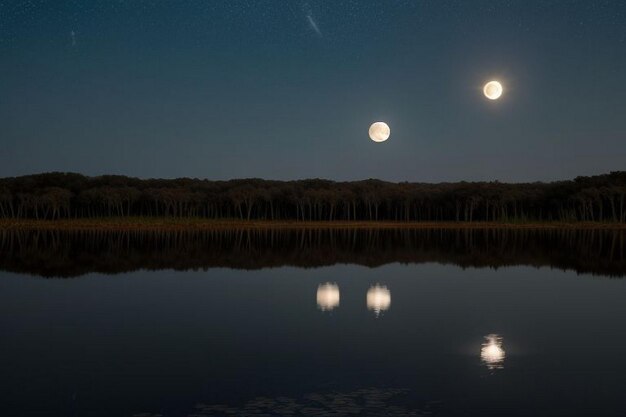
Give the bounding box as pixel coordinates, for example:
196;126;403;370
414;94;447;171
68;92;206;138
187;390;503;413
1;218;625;231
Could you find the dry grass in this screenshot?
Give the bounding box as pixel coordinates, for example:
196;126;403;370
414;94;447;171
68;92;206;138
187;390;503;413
1;218;625;231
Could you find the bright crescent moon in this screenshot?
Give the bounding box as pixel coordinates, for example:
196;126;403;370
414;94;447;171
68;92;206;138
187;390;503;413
369;122;390;142
483;81;503;100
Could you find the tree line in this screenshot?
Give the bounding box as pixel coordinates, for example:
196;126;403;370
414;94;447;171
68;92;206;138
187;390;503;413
1;171;625;222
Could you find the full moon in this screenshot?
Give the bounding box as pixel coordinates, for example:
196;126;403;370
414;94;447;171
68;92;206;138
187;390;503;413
483;81;503;100
369;122;390;142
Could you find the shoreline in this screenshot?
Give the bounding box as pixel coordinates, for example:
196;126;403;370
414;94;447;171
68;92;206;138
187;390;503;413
1;218;625;231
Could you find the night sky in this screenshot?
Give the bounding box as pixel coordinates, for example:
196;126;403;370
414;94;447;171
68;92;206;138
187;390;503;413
1;1;625;182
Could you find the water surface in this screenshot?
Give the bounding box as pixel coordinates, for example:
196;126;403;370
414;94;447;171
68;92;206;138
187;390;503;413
1;229;625;416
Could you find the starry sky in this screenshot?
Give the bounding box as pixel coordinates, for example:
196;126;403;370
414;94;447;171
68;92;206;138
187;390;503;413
1;0;625;182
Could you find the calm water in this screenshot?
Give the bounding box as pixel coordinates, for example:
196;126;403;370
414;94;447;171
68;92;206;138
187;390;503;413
1;229;626;416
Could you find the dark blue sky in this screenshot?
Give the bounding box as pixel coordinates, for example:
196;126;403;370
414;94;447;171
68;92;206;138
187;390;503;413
1;0;625;182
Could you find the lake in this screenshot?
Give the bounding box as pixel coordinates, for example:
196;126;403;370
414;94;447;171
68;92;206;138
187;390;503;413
1;228;625;416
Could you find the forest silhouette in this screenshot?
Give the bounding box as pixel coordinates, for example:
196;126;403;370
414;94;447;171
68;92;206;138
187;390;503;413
1;171;625;222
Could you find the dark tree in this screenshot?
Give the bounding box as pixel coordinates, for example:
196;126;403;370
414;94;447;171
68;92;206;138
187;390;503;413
1;171;626;223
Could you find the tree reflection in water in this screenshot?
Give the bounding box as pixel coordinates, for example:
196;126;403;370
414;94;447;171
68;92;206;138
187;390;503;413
0;228;624;278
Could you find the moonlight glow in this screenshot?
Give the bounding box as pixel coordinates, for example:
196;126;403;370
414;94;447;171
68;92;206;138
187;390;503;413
316;282;340;311
369;122;390;142
481;334;506;369
483;81;503;100
366;284;391;316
